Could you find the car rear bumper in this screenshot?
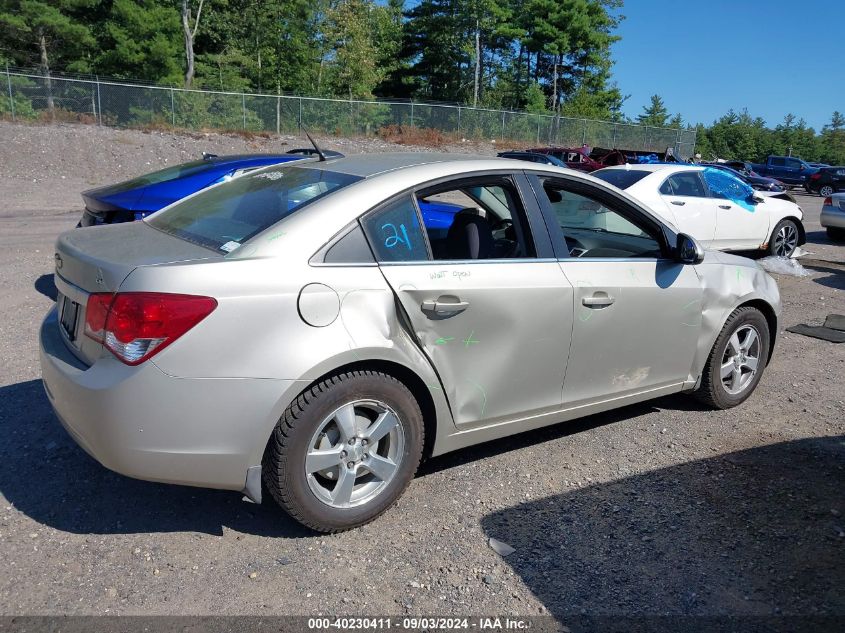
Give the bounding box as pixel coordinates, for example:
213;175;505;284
821;205;845;229
39;307;298;491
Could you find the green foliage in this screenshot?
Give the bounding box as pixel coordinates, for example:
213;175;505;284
95;0;182;84
636;94;668;127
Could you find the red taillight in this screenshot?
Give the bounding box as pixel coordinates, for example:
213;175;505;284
824;196;832;206
810;173;822;180
85;292;217;365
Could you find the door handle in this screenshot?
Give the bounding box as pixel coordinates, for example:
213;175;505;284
719;204;731;209
582;294;615;308
671;200;686;206
421;297;469;316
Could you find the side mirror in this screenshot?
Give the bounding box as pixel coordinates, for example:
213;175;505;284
676;233;704;264
751;192;765;204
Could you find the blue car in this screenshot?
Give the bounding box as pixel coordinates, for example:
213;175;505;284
80;149;466;232
79;149;343;227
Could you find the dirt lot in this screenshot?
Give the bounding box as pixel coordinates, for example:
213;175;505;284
0;121;843;619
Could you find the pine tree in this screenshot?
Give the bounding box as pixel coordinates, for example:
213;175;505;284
636;95;669;127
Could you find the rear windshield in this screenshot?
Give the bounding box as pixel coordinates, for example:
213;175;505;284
592;168;650;190
147;166;361;252
106;160;217;193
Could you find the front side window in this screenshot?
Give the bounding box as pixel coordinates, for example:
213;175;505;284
540;180;663;259
659;172;707;197
361;196;430;262
771;157;786;167
148;166;361;252
702;168;754;201
786;158;803;169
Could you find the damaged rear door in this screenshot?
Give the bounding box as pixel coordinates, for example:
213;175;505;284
361;177;573;428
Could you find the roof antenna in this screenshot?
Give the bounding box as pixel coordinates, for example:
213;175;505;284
303;129;326;162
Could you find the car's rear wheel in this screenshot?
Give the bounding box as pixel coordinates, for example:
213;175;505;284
768;219;799;257
694;307;770;409
819;185;835;197
263;370;424;533
827;227;845;241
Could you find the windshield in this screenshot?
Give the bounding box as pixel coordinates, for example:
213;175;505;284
592;168;650;190
147;166;361;252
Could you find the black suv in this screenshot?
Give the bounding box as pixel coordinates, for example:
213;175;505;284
806;166;845;196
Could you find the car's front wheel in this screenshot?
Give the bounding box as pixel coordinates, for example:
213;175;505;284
694;307;770;409
263;370;424;532
819;185;835;197
768;219;800;257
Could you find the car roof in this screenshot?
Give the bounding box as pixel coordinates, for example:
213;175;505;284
309;152;504;178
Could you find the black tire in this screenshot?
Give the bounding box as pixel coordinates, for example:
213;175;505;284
827;226;845;241
767;218;800;257
694;307;770;410
263;370;424;533
819;184;835;197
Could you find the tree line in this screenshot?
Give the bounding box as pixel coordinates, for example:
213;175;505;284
0;0;842;164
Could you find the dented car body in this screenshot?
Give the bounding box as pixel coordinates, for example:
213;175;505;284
40;154;781;532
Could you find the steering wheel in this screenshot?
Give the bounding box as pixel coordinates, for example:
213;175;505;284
491;218;513;232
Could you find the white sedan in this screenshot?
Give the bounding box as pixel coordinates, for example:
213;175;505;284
593;164;805;257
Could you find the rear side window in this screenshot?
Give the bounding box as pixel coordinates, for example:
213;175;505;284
770;157;785;167
361;196;430;262
592;169;650;190
660;172;707;197
147;166;361;252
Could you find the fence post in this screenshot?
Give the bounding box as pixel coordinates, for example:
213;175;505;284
276;95;280;135
170;88;175;126
612;124;617;148
6;64;15;121
536;115;540;144
410;101;414;127
457;106;461;136
581;119;587;146
298;97;302;134
242;93;246;129
96;76;102;125
501;110;506;142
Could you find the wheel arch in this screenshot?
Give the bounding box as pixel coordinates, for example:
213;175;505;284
266;359;440;464
736;298;778;363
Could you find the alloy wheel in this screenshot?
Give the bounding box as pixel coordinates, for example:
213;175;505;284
305;400;405;509
720;324;761;395
773;223;798;257
819;185;834;197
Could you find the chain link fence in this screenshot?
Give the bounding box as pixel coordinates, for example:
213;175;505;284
3;68;697;158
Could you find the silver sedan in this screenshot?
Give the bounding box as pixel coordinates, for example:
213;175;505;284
40;153;781;532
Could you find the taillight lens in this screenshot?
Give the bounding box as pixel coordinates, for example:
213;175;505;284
85;292;217;365
810;173;822;180
824;196;832;206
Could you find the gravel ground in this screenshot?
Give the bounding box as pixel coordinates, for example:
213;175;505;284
0;121;842;619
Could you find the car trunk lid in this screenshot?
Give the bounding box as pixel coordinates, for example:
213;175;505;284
53;221;220;365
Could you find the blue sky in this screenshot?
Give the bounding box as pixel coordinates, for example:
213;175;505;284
611;0;844;130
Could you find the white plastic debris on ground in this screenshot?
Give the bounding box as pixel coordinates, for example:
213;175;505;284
488;537;516;557
757;256;812;277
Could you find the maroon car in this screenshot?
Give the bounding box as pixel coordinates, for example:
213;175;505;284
527;145;627;173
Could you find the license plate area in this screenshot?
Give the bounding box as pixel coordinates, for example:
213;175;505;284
59;294;80;342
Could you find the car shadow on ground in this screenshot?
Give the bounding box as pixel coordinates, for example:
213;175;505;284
34;273;57;302
419;393;709;478
802;263;845;291
480;435;845;622
2;375;713;538
0;379;312;538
